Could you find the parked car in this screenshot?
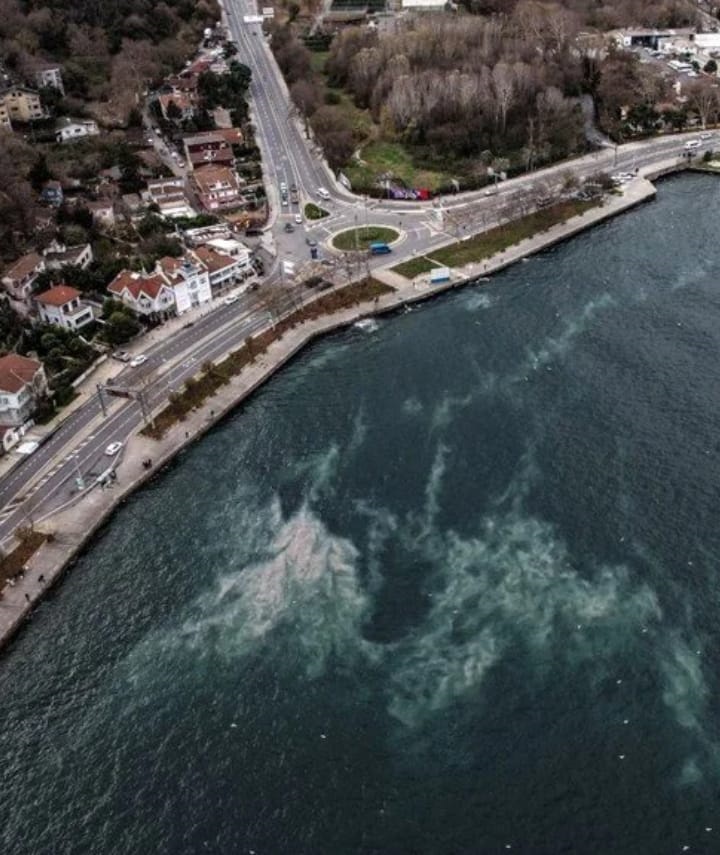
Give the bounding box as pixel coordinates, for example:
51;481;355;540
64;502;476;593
294;213;302;224
105;441;123;456
113;350;131;363
224;294;239;305
284;222;294;232
130;354;148;367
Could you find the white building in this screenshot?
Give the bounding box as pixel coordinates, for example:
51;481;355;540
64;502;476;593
35;284;94;331
107;253;212;318
193;245;247;292
2;252;45;303
0;353;48;427
33;63;64;94
156;255;212;310
107;271;178;319
146;178;197;219
55;118;99;143
43;242;94;271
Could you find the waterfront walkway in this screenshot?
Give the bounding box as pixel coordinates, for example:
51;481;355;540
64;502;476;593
0;177;658;651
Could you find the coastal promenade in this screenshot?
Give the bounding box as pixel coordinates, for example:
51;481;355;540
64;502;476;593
0;176;658;651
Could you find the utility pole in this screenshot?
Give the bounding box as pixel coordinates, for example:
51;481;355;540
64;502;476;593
96;383;107;417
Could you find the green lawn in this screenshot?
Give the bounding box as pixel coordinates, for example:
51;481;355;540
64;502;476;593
332;226;399;251
309;51;329;74
392;199;601;278
391;257;441;278
305;202;329;220
345;140;456;192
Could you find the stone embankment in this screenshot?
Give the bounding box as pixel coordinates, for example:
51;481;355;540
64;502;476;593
0;177;658;653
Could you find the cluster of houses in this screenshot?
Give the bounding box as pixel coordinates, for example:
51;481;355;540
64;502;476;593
2;234;252;327
0;64;100;143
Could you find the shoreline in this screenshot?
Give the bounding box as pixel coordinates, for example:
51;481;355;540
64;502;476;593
0;175;661;654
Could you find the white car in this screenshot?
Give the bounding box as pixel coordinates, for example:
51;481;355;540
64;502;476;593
224;294;239;305
684;139;701;150
294;213;302;224
105;441;123;457
129;354;148;367
699;131;712;140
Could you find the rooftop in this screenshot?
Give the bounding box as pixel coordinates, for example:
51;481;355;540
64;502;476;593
0;353;43;394
35;284;81;307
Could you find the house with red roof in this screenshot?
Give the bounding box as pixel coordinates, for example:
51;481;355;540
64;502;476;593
35;285;94;331
107;271;178;319
0;354;48;426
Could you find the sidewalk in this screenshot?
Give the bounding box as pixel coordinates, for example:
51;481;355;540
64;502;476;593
0;175;661;652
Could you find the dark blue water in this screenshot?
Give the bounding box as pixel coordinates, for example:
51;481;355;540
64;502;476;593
2;175;720;854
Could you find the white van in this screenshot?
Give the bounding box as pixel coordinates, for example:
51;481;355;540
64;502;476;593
316;187;331;200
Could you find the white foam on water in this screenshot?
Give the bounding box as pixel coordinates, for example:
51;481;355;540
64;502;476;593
660;634;708;733
402;397;424;416
517;293;615;378
292;443;341;502
175;503;375;677
430;391;474;432
388;506;661;728
463;291;493;312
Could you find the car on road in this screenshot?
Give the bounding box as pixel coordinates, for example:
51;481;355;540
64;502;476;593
684;139;701;150
113;350;131;362
284;222;294;232
281;196;288;206
129;354;148;367
105;441;123;457
699;132;712;140
224;294;239;305
294;213;302;224
316;187;330;200
306;238;318;247
177;160;185;168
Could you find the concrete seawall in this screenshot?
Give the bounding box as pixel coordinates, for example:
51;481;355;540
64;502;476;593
0;177;659;653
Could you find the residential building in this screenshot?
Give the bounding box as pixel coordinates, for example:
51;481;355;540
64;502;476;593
205;237;252;271
183;131;235;171
0;100;10;130
107;271;178;319
192;164;243;211
215;127;244;148
1;252;45;302
55;117;99;143
35;284;94;331
146;178;197;219
108;252;212;318
87;200;116;228
0;86;44;123
41;180;64;206
158;93;195;121
43;242;93;271
0;353;48;427
193;245;246;292
156;255;212;310
33;63;64;94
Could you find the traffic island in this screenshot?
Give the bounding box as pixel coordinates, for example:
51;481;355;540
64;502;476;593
332;226;400;252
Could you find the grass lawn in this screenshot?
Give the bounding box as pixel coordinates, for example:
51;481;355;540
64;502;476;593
346;140;456;192
309;51;329;74
391;256;442;278
305;202;329;220
431;199;599;268
332;226;399;251
391;199;601;278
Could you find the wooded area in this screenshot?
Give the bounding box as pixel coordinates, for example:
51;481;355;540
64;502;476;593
0;0;217;123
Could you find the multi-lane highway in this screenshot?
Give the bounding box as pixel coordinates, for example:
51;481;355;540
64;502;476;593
1;0;716;544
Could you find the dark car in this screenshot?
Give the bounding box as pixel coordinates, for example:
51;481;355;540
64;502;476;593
284;222;294;233
306;238;318;247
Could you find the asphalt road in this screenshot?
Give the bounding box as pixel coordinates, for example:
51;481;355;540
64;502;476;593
2;0;717;544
